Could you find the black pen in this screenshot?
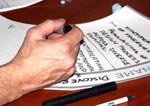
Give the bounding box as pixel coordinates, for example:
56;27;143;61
63;24;72;33
56;24;72;34
42;82;117;106
46;24;72;39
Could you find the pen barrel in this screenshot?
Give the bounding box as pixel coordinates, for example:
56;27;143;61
42;82;117;106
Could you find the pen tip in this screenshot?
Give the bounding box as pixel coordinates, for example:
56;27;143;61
127;96;136;100
132;96;136;98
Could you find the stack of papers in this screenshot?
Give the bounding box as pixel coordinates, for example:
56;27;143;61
0;0;42;12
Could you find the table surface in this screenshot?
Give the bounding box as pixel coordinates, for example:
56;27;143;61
1;0;150;106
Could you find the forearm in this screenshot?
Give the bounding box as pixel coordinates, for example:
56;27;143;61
0;64;25;106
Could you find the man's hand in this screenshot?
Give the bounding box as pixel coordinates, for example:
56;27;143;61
0;19;83;105
14;18;83;91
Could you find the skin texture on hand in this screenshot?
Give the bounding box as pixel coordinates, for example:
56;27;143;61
0;19;84;105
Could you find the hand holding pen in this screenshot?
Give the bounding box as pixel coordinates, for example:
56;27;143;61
0;18;84;105
17;19;83;90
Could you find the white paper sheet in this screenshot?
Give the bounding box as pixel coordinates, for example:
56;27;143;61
0;0;42;12
0;6;150;90
0;16;34;64
50;6;150;90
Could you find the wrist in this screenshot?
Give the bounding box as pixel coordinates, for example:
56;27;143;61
0;62;31;104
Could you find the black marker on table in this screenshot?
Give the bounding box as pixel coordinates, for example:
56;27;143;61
42;82;117;106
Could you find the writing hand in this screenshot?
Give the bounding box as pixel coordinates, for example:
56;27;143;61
0;19;83;105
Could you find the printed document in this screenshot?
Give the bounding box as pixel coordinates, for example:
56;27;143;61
0;6;150;90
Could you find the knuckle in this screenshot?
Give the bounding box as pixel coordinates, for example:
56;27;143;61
27;27;38;36
44;19;55;26
60;41;72;53
67;67;75;77
66;58;75;67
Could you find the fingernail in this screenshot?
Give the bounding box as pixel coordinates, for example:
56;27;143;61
57;18;66;22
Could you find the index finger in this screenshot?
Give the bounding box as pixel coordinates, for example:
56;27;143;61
63;26;84;49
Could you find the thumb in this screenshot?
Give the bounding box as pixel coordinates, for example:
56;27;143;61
26;18;66;41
